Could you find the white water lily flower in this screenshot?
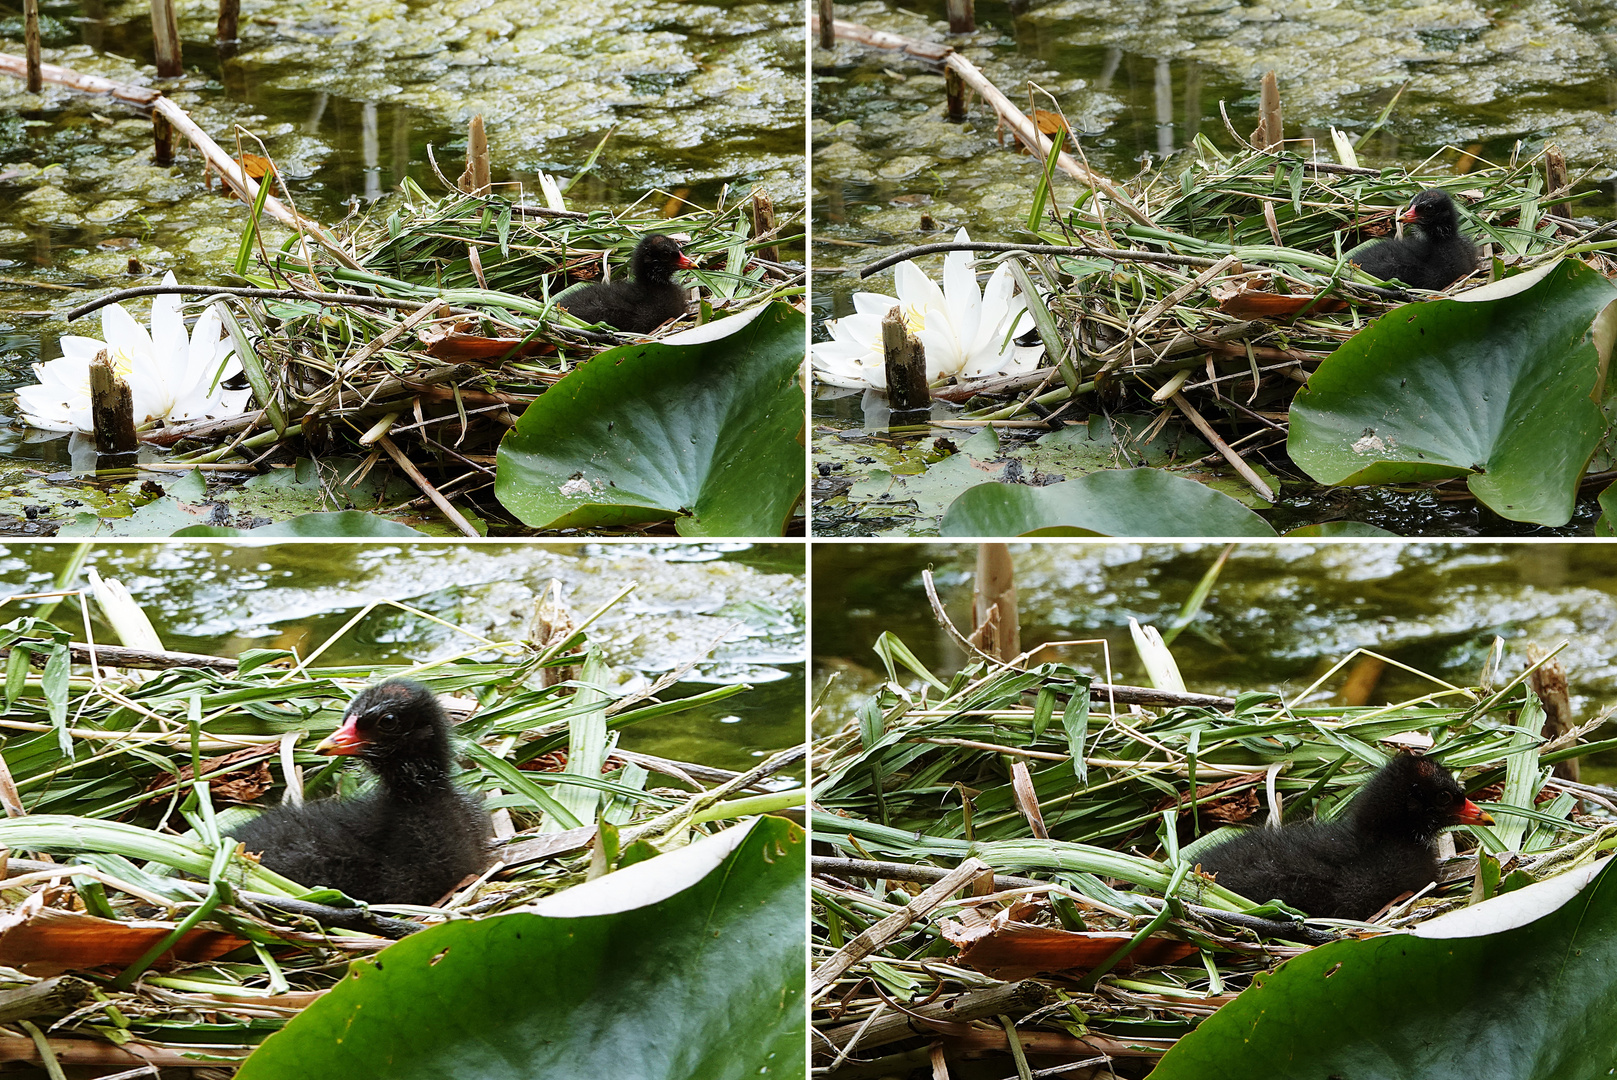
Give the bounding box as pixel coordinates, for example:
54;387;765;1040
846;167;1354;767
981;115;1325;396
812;228;1044;390
15;271;252;433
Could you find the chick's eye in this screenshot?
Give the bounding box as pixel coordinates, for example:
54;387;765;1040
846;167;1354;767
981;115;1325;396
1435;791;1454;806
374;712;403;733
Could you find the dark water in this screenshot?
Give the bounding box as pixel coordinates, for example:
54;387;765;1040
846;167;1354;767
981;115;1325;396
0;0;805;468
812;541;1617;781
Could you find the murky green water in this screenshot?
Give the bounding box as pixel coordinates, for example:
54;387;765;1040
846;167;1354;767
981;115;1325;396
0;540;805;770
0;0;804;470
812;541;1617;782
811;0;1617;534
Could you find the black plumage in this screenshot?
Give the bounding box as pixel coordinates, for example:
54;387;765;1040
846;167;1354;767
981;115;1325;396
231;679;493;905
1196;754;1493;920
559;233;695;334
1349;188;1479;291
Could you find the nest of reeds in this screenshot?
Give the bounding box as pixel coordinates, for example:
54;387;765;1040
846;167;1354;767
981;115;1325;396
136;181;804;527
0;585;801;1068
904;138;1617;488
810;625;1617;1076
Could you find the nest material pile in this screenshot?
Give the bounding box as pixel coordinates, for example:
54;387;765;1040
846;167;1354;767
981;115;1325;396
935;140;1617;471
153;184;804;519
0;592;794;1068
810;637;1617;1076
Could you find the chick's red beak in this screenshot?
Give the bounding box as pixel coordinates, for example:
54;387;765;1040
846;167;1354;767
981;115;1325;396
1454;798;1494;826
675;253;697;270
1399;206;1420;224
316;715;368;756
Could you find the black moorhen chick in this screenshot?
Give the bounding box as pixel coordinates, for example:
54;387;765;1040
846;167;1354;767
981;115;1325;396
231;679;493;905
1348;188;1479;291
1197;754;1493;920
559;233;696;334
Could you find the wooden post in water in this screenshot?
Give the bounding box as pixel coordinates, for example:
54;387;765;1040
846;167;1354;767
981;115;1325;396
152;109;173;166
88;350;139;455
881;305;929;414
944;66;966;121
750;189;779;265
149;0;183;77
946;0;975;34
818;0;833;49
218;0;239;58
22;0;40;93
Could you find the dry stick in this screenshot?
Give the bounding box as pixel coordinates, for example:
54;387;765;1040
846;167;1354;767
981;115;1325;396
0;641;238;671
813;17;1150;226
0;54;357;269
1169;391;1276;501
21;0;39;93
811;857;991;1000
375;434;480;537
0;1035;247;1068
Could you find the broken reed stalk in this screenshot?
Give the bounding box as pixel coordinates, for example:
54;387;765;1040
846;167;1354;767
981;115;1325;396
217;0;239;45
944;65;966;121
817;0;833;49
147;0;182;78
971;543;1019;663
881;304;930;412
461;116;491;196
750;189;779;265
21;0;38;94
945;0;974;34
88;350;138;455
1251;70;1282;149
151;110;173;166
1169;391;1276;501
375;434;480;537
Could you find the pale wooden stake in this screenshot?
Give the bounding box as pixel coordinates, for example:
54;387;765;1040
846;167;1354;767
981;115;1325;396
971;543;1019;663
817;0;833;49
149;0;182;77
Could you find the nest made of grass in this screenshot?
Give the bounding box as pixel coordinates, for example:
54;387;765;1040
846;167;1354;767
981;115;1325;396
810;639;1617;1070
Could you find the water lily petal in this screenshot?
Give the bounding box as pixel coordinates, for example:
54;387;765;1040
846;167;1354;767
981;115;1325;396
149;271;186;375
851;291;901;318
101;303;152;371
893;260;947;319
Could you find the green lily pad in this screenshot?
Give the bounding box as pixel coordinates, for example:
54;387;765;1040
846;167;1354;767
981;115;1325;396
495;301;805;536
1152;856;1617;1079
237;816;804;1080
1288;259;1617;526
940;468;1278;536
